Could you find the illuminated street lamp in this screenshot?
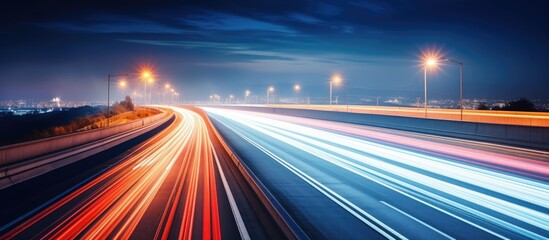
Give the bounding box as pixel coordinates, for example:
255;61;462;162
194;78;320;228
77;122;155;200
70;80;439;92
118;80;127;88
294;84;301;104
330;73;342;105
229;94;234;104
141;70;154;105
423;56;439;117
267;86;274;104
245;90;250;104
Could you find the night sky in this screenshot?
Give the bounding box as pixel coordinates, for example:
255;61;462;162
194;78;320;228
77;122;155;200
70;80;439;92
1;0;548;102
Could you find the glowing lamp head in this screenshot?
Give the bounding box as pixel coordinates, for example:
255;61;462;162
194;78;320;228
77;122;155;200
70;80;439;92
165;84;170;89
118;80;127;88
142;71;151;79
245;90;250;96
331;73;342;85
294;84;301;91
268;87;274;92
426;58;438;67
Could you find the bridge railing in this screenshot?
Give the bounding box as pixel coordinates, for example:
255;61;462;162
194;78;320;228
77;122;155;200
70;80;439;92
0;108;170;167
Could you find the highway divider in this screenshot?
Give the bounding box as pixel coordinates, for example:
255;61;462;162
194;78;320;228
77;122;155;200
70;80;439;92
194;106;308;240
0;108;174;189
207;106;549;151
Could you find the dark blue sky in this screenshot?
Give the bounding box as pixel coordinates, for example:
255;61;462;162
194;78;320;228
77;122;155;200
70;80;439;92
1;0;548;102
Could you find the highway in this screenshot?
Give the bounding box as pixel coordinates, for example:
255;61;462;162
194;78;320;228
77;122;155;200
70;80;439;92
0;107;281;239
204;107;549;239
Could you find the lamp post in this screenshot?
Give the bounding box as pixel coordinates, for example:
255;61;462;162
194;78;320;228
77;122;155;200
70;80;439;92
294;84;301;104
107;74;129;126
140;71;154;116
245;90;250;104
423;58;438;117
330;73;342;105
267;87;274;104
443;58;464;120
229;94;234;104
164;84;170;105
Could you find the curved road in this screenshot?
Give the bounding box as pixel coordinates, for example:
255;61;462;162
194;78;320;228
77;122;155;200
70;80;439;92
0;107;279;239
205;107;549;240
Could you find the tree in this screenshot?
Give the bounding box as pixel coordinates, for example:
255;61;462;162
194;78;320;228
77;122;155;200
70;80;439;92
120;96;134;111
503;98;537;112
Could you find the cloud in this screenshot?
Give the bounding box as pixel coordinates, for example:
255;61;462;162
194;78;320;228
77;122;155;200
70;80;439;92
289;13;322;24
184;12;296;34
37;15;185;34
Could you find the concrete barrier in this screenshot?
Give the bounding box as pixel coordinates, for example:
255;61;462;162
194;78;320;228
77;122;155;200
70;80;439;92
258;104;549;127
0;113;174;190
0;109;170;167
207;106;549;151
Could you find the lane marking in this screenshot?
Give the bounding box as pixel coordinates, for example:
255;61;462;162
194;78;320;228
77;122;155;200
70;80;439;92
211;115;406;240
380;201;455;240
211;143;251;240
206;110;547;239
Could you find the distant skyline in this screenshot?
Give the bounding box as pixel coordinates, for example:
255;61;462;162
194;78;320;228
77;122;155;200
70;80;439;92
1;0;548;102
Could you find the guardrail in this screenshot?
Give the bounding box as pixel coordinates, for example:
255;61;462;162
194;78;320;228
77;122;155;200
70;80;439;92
207;106;549;151
0;108;169;167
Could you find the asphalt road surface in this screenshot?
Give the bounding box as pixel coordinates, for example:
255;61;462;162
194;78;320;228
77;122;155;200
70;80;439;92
0;106;282;239
205;107;549;240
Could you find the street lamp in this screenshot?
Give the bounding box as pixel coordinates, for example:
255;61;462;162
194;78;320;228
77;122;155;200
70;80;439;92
330;73;342;105
229;94;234;104
141;71;154;105
423;57;439;117
245;90;250;104
294;84;301;104
267;86;274;104
118;80;127;88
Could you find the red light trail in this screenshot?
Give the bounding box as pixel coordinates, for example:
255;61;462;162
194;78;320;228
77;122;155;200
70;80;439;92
1;107;246;239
